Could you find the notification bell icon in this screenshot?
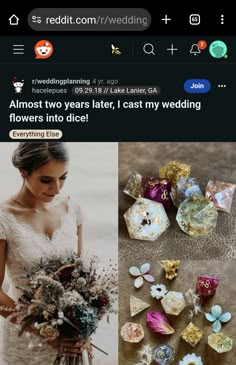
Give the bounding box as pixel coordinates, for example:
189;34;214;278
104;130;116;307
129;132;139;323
190;44;201;55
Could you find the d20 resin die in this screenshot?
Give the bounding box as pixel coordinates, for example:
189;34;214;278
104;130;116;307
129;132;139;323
176;196;218;237
141;177;172;209
206;180;236;212
171;177;203;208
124;198;170;241
161;291;186;316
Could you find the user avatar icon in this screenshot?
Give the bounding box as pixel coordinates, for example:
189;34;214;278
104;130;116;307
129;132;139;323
34;40;53;59
209;40;227;59
12;77;24;93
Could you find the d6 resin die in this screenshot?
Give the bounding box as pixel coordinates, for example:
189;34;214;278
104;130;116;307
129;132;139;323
182;322;203;347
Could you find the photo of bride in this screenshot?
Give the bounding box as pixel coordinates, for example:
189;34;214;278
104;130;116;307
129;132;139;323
0;142;118;365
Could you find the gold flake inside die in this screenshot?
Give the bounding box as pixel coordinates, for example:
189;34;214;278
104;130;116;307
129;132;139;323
182;322;203;347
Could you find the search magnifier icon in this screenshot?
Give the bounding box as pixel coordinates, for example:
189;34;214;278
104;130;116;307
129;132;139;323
143;43;155;55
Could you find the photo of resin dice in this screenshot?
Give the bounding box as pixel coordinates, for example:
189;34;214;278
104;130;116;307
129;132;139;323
124;198;170;241
181;322;203;347
206;180;236;213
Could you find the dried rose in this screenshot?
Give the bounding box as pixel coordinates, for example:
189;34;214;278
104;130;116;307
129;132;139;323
55;264;76;282
40;325;59;341
47;304;57;314
146;311;175;335
98;296;110;305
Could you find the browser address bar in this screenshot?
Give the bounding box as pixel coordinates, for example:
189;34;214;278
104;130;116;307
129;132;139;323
28;8;151;31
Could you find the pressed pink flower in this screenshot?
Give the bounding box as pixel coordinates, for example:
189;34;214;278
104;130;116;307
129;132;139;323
146;311;175;335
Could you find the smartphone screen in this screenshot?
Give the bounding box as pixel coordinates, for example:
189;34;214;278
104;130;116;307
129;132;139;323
0;6;235;365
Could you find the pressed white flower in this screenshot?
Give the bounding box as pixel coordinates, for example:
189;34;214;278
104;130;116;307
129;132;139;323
185;289;200;304
193;304;202;315
57;319;63;325
185;288;202;318
58;311;64;318
188;310;194;319
179;353;203;365
137;344;153;365
150;284;168;299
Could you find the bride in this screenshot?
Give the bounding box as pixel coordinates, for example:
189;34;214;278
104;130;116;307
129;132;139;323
0;142;91;364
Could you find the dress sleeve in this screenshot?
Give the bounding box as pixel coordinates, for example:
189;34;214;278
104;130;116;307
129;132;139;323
0;219;7;241
70;199;85;226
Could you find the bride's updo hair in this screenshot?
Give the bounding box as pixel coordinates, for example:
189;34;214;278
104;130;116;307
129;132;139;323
12;142;69;175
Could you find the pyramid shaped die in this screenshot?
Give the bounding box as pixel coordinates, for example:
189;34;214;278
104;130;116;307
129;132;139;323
124;198;170;241
130;295;150;317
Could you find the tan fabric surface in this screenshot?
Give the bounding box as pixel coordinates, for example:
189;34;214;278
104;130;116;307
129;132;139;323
119;260;235;365
119;142;236;260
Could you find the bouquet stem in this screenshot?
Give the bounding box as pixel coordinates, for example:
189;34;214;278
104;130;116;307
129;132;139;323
54;353;86;365
91;343;108;355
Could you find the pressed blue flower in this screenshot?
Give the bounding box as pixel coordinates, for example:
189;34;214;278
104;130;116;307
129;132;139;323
205;305;231;333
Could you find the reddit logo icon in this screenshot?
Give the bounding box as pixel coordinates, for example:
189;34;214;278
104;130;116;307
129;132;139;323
34;40;53;59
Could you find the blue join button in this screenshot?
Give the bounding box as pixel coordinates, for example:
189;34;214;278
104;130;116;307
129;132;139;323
184;79;211;93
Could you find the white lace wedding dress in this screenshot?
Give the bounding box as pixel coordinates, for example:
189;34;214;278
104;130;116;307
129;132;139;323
0;197;90;365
